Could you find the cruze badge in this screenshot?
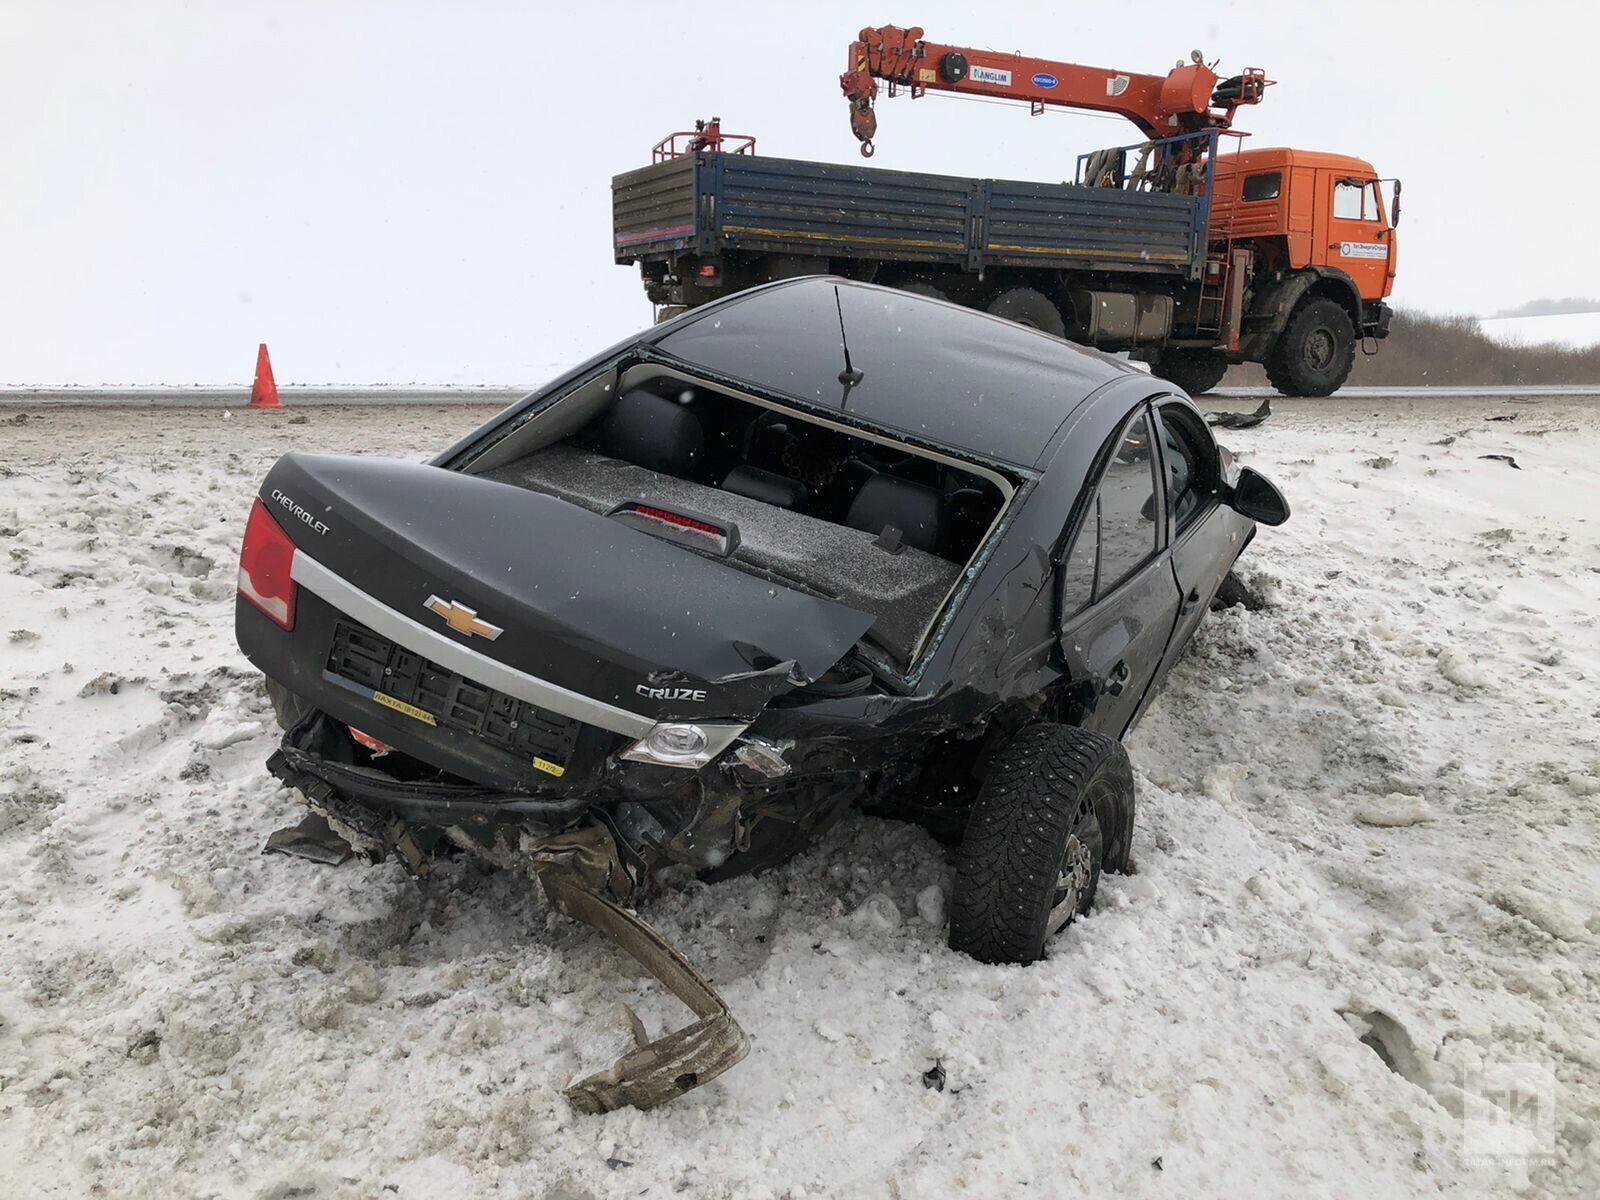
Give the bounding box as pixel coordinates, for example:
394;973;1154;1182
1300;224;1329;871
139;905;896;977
636;683;708;703
423;595;503;640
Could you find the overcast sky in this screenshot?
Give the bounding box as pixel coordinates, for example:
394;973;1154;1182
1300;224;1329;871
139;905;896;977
4;1;1595;385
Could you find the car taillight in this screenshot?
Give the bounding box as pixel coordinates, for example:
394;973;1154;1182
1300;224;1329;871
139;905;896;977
238;498;297;629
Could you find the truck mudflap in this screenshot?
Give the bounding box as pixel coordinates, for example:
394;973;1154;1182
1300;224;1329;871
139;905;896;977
538;873;750;1114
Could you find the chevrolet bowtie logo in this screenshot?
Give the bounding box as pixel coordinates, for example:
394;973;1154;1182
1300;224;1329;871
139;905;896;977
423;595;503;641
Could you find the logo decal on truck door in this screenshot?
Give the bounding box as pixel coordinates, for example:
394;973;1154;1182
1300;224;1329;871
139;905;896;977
423;595;504;640
1339;242;1388;260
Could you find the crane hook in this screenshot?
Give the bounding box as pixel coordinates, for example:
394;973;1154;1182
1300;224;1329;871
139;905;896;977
860;140;875;159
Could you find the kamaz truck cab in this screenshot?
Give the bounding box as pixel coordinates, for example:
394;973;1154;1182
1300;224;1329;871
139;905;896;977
1186;148;1399;395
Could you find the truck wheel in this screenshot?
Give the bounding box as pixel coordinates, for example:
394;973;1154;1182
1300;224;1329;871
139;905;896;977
894;279;946;301
949;724;1135;965
986;288;1067;338
1153;349;1229;396
1265;297;1355;397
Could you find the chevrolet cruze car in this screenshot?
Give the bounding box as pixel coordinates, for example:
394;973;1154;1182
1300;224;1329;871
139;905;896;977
236;278;1287;1102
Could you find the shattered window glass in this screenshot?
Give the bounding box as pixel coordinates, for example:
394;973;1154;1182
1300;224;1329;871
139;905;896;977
1095;412;1159;594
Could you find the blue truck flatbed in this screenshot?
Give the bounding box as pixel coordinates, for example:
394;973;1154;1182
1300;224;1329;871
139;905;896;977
612;151;1207;280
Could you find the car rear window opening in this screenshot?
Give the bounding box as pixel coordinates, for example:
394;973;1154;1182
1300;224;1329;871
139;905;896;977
473;373;1016;670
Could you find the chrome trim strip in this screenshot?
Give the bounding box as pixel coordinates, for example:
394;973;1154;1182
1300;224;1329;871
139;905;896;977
289;552;657;738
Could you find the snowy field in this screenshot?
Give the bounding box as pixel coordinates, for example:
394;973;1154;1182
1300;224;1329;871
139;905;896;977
1478;313;1600;351
2;397;1597;1199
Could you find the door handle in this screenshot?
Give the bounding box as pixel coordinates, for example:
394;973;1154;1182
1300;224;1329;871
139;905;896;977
1181;587;1202;615
1103;661;1130;696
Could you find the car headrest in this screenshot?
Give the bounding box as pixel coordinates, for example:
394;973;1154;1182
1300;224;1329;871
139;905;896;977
721;465;810;510
602;389;705;477
846;475;942;554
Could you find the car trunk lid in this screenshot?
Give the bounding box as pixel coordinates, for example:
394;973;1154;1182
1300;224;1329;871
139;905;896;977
245;452;875;788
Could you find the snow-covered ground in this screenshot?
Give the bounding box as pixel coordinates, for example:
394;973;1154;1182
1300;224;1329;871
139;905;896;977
1478;312;1600;351
2;398;1597;1199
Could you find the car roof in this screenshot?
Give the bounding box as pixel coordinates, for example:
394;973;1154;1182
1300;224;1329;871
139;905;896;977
648;276;1140;468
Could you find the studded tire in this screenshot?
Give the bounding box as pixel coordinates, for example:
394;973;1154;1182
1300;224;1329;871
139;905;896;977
949;723;1135;965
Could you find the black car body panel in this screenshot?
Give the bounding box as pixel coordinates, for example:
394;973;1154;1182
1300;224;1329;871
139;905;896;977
238;277;1277;864
238;451;880;793
232;276;1286;1115
253;451;873;700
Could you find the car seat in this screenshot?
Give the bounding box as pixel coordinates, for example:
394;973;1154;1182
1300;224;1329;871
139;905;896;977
602;389;705;477
846;475;942;554
721;465;810;510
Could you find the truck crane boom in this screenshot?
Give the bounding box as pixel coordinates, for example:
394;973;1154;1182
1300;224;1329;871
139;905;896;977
840;24;1267;156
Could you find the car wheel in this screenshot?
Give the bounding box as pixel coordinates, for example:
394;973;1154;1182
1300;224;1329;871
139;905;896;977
985;287;1067;338
1153;348;1230;396
1265;297;1356;397
949;723;1135;965
265;679;310;731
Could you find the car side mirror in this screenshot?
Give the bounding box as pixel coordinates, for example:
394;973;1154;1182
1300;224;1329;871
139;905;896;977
1227;467;1290;526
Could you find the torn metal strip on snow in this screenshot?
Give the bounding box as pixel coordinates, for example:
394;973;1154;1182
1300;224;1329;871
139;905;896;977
537;874;749;1114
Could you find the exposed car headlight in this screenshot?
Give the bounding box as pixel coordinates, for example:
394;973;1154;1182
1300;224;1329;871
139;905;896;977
647;723;709;760
620;722;747;768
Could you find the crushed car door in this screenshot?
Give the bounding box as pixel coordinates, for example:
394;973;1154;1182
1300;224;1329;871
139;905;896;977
1056;408;1183;738
1146;401;1239;699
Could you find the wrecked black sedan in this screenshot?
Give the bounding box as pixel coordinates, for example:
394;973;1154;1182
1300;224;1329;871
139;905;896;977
235;277;1287;1109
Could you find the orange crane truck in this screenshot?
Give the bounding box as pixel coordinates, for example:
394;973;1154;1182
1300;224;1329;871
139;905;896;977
612;25;1399;396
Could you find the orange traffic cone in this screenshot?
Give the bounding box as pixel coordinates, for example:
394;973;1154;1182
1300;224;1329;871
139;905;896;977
249;343;281;409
